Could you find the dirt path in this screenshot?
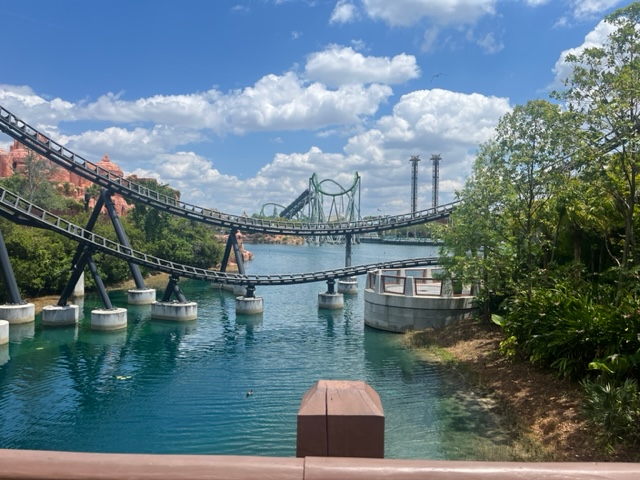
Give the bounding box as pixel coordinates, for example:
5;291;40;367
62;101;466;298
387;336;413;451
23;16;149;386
405;318;638;462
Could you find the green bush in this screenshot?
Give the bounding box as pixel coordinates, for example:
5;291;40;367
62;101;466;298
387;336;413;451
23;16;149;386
581;377;640;451
502;277;640;379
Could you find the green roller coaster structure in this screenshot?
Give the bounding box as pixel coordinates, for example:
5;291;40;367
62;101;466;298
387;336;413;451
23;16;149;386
307;172;361;244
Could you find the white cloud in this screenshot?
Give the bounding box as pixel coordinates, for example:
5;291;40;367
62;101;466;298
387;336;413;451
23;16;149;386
551;19;615;88
475;32;504;54
1;72;393;138
305;45;421;87
361;0;497;27
0;82;509;216
571;0;625;20
330;0;358;23
83;88;509;215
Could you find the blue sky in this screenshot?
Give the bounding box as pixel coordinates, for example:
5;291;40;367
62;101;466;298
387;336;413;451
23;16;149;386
0;0;632;217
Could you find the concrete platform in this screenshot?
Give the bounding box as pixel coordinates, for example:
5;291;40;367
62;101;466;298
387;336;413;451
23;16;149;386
318;293;344;310
364;267;477;333
151;301;198;321
42;305;79;327
0;320;8;345
128;288;156;305
236;296;264;314
91;308;128;331
0;303;35;324
337;278;359;295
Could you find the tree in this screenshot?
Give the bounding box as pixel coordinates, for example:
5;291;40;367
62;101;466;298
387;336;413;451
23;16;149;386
553;3;640;297
440;99;576;301
0;152;66;209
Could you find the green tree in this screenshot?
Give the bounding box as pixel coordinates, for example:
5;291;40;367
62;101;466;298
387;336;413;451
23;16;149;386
553;2;640;297
0;153;67;209
440;100;576;302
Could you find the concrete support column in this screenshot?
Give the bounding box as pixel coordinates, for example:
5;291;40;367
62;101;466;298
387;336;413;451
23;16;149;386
297;380;384;458
374;271;384;294
236;297;264;314
151;302;198;321
0;303;35;324
42;305;79;327
127;288;156;305
236;285;264;314
72;272;85;298
319;279;344;310
232;285;247;296
337;277;358;295
91;308;128;330
403;276;415;297
318;292;344;309
0;320;8;345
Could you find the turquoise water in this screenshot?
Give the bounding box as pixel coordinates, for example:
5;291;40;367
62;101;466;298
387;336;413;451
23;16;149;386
0;243;508;459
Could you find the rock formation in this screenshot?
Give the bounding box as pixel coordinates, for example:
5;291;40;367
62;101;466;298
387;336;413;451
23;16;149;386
0;140;131;214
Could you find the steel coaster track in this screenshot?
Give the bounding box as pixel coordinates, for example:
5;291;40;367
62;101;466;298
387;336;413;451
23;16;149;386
0;186;439;287
0;106;458;236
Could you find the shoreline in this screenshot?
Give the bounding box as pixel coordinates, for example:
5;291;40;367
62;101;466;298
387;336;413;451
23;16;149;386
405;317;638;462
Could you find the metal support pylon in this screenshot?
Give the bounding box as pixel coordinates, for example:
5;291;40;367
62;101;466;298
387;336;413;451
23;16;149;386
101;189;146;289
161;274;187;303
220;228;246;274
0;227;25;305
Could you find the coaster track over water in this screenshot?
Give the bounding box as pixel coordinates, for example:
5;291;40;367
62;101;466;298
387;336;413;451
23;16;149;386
0;186;439;286
0;106;457;236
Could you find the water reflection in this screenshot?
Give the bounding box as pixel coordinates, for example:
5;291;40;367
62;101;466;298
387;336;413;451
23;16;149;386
235;313;263;346
0;243;513;459
72;297;85;320
80;329;127;346
9;322;35;343
0;344;8;366
149;320;198;336
40;324;78;347
317;309;338;338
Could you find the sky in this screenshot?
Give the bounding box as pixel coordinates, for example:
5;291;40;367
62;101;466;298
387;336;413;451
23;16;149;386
0;0;633;218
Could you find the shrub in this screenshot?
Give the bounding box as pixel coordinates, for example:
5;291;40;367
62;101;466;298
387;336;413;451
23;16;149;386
581;377;640;451
501;277;640;379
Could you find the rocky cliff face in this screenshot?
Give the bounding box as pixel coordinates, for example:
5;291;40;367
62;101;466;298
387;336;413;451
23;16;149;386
0;141;131;214
242;233;304;245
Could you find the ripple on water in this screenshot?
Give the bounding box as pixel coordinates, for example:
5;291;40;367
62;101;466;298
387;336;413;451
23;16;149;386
0;243;509;459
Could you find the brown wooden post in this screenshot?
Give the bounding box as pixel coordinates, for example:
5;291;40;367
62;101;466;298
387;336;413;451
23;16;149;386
296;380;384;458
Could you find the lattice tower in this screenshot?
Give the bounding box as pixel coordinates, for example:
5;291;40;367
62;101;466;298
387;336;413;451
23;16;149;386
430;154;441;208
409;155;421;214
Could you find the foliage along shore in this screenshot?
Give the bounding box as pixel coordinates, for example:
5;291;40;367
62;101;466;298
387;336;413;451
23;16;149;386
406;318;640;462
435;3;640;455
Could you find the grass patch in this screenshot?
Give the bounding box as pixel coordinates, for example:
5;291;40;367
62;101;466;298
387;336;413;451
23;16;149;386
404;330;460;364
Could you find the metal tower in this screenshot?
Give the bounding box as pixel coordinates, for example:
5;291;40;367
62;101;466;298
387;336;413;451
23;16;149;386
430;154;441;208
409;155;421;215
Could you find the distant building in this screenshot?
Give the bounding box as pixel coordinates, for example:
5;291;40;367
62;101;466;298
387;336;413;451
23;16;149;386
0;140;131;215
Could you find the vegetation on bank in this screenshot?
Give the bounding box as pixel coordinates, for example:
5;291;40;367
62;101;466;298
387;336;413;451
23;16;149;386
0;174;222;302
438;3;640;454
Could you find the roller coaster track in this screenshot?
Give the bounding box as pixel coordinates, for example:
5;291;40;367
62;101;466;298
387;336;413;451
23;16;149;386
0;186;439;286
0;106;458;236
280;189;310;219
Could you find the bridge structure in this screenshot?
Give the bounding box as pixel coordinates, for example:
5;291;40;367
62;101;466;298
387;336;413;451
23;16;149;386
0;104;455;329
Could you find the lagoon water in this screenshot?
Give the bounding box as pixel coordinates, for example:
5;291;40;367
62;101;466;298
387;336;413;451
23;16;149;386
0;242;509;459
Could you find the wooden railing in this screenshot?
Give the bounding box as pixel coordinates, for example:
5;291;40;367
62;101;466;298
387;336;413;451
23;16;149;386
1;450;639;480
